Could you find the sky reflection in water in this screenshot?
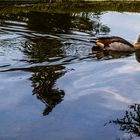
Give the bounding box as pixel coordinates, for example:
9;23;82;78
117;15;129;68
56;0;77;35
0;11;140;140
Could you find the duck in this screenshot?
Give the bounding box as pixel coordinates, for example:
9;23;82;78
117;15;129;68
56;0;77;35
93;33;140;52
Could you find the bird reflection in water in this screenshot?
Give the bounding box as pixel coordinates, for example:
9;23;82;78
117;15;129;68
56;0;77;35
106;104;140;139
29;65;66;116
92;45;140;62
92;46;132;60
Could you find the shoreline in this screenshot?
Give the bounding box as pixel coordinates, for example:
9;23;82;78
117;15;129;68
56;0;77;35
0;1;140;14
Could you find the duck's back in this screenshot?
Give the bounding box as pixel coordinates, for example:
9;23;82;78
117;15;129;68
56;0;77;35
97;36;135;52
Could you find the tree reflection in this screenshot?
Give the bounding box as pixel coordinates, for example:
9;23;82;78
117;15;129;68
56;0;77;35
23;37;64;63
0;11;111;116
71;12;110;35
21;11;110;116
28;12;72;33
107;104;140;138
29;65;66;116
0;11;110;35
27;12;110;34
23;12;111;64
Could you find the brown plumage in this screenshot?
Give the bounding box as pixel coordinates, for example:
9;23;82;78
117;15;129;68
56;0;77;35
93;34;140;52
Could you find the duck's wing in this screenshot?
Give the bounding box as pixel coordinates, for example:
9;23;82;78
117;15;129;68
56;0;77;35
97;36;134;48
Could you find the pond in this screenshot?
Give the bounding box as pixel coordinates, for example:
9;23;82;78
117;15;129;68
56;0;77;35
1;6;140;140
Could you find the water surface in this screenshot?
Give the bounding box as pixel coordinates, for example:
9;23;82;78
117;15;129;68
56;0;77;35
0;10;140;140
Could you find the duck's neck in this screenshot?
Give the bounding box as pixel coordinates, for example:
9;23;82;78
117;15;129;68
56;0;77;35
133;34;140;49
136;34;140;44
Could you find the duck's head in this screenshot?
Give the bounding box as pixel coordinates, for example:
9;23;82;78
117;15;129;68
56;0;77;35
133;33;140;49
136;33;140;43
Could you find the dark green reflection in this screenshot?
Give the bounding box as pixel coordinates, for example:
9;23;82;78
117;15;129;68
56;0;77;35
29;65;66;116
23;37;63;63
107;104;140;138
27;12;110;34
28;12;72;33
0;11;110;35
71;12;110;35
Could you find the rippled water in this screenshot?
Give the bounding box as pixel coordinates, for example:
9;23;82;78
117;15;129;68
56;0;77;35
1;10;140;140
